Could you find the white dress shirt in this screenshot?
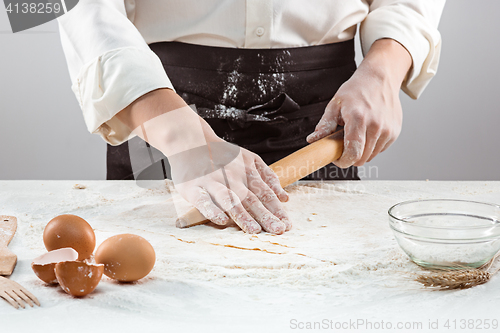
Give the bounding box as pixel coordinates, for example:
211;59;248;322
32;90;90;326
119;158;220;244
58;0;445;145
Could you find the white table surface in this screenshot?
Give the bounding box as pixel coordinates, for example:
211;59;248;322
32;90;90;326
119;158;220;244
1;180;500;333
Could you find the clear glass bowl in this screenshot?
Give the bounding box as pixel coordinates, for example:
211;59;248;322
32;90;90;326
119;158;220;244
388;199;500;269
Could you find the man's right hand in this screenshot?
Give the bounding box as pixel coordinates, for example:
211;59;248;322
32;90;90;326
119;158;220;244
116;89;291;234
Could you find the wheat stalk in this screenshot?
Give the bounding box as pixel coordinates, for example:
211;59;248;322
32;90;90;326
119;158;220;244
415;251;500;290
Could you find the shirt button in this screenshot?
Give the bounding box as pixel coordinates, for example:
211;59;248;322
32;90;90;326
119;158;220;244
255;27;265;37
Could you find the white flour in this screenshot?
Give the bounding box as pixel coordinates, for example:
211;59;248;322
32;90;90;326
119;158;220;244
2;181;500;332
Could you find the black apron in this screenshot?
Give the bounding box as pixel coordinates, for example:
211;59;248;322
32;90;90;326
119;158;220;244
107;40;359;181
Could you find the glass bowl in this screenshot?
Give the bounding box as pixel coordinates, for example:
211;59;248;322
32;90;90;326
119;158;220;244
388;199;500;269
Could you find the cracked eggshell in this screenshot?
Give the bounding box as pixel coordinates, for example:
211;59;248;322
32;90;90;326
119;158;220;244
43;214;96;260
31;248;79;284
95;234;155;282
55;261;104;297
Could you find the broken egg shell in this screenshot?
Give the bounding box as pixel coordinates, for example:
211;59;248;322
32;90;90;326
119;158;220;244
95;234;155;282
55;261;104;297
43;214;96;261
31;248;79;284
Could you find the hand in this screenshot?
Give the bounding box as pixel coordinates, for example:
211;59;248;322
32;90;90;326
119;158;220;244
170;137;291;234
306;39;412;168
116;89;291;234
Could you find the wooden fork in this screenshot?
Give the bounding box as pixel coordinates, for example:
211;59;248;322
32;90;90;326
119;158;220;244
0;216;40;309
0;276;40;309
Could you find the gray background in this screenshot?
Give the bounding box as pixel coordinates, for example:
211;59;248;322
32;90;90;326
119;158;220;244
0;1;499;180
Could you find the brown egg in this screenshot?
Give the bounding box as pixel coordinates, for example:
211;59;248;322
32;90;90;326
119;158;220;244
43;214;96;260
55;261;104;297
31;248;79;284
95;234;155;282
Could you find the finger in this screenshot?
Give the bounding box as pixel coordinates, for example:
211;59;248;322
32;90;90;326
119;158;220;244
367;118;401;162
354;127;380;166
367;130;392;163
254;158;288;202
306;97;340;143
380;119;401;154
248;172;292;231
380;135;398;153
367;140;387;163
209;185;261;233
335;111;366;168
227;202;262;234
242;192;286;234
190;187;231;226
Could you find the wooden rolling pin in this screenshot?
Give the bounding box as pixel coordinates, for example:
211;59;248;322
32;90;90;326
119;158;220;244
176;129;344;228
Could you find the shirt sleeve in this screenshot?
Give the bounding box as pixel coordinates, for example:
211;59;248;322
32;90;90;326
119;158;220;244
57;0;174;145
360;0;446;99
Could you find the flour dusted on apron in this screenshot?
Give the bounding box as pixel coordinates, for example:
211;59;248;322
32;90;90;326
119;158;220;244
106;41;359;181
